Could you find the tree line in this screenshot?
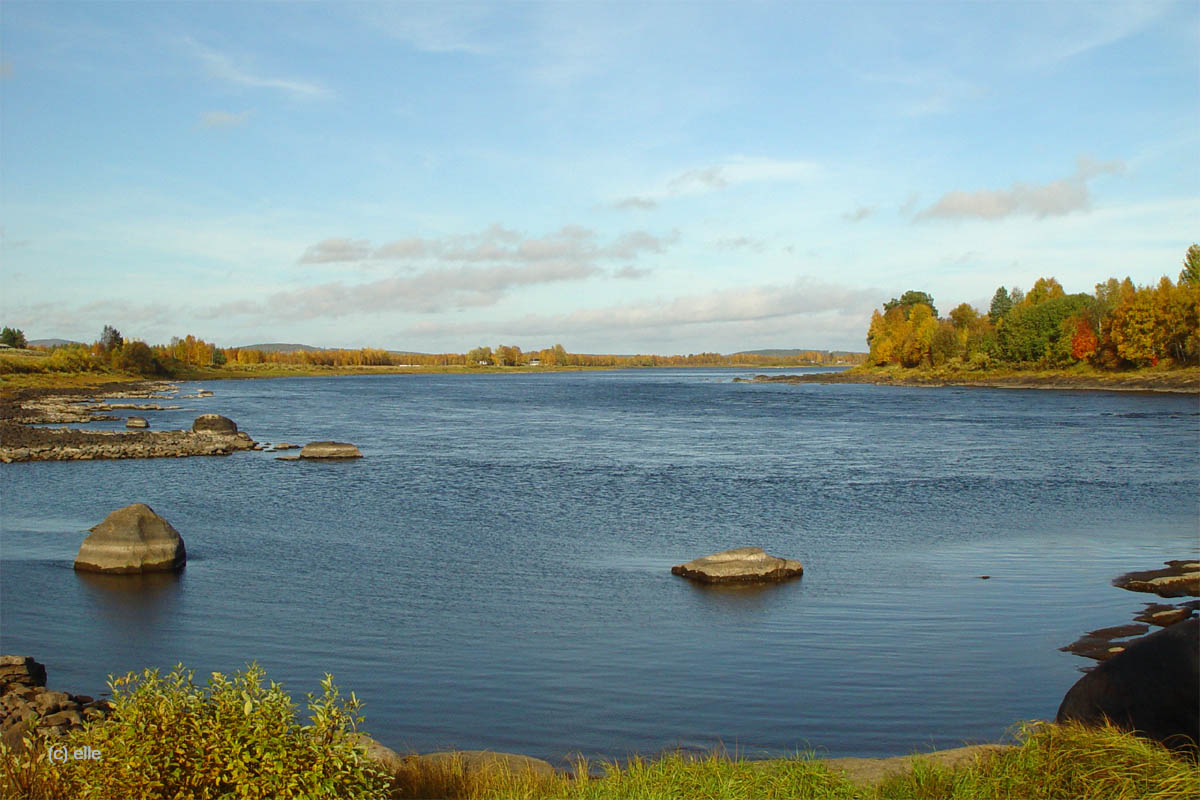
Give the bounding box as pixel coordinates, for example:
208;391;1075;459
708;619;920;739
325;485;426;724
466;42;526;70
866;245;1200;370
2;330;866;378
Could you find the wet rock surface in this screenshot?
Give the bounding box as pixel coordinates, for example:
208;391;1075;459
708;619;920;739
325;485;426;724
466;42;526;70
1114;560;1200;598
1060;560;1199;671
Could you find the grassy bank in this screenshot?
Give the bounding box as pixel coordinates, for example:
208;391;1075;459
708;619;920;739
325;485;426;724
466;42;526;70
753;363;1200;393
3;664;1196;800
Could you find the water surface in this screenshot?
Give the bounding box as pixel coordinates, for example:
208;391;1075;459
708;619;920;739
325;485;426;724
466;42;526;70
2;369;1197;762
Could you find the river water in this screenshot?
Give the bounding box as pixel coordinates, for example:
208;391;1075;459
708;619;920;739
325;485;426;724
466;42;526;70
2;368;1197;763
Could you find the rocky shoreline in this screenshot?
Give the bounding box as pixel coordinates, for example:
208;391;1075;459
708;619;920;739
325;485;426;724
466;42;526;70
741;369;1200;393
0;381;257;463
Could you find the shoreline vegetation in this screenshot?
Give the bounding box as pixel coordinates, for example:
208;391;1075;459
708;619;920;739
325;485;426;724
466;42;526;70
3;658;1197;800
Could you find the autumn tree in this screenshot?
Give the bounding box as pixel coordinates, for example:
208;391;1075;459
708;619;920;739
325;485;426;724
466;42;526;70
466;346;493;365
884;290;938;318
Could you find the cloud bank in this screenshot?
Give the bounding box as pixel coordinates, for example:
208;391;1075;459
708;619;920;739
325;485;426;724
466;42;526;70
916;156;1125;221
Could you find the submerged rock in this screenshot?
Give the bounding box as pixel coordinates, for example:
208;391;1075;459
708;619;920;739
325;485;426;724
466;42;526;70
671;546;803;584
299;441;363;459
1057;618;1199;754
73;503;187;574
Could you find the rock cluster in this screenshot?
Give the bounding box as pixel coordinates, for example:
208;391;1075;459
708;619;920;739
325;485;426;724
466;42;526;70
1114;560;1200;598
1057;619;1199;754
0;657;112;753
74;503;187;574
0;426;256;463
671;547;804;584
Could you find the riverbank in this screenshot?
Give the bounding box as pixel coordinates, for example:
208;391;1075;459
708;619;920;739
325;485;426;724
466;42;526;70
743;364;1200;393
0;380;257;463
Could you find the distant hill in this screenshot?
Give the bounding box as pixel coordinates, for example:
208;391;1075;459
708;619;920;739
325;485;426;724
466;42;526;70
732;348;864;358
29;338;83;348
235;342;325;353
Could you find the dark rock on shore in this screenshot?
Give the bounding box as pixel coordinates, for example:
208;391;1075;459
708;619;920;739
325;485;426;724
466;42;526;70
299;441;363;459
1059;624;1149;663
0;656;112;754
1056;618;1199;754
671;547;804;584
74;503;187;574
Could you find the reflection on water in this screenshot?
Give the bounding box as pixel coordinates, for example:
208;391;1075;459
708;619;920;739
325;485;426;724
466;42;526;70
682;578;804;614
73;569;184;634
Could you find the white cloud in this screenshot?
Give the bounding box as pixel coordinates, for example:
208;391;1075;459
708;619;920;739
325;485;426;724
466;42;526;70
201;110;253;128
362;5;494;54
612;196;658;211
842;205;875;223
916;157;1126;221
299;238;372;264
404;278;882;340
295;224;678;266
188;39;332;99
618;156;817;207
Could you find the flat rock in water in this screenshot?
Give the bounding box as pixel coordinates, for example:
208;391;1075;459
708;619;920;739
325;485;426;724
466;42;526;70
273;442;299;451
73;503;186;574
299;441;363;459
125;416;149;428
671;546;803;584
1114;560;1200;598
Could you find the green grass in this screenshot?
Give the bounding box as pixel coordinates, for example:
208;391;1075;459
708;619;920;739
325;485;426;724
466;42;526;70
3;663;1196;800
396;722;1198;800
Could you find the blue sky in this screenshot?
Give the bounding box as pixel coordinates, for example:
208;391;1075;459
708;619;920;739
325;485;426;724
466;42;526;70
2;1;1196;353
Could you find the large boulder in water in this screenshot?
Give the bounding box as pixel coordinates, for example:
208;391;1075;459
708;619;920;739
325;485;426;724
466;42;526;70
192;414;238;435
299;441;363;459
671;546;803;584
1056;618;1199;753
73;503;187;574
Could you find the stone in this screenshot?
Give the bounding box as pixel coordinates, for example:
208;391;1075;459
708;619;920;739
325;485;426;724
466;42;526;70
192;414;238;435
352;734;408;776
299;441;363;459
74;503;187;574
1114;561;1200;598
671;546;804;584
1;719;36;755
1056;618;1199;753
125;416;149;428
0;656;47;688
273;442;299;450
41;709;82;728
32;691;70;716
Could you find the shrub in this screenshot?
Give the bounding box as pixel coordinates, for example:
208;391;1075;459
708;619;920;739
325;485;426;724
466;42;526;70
1;664;390;799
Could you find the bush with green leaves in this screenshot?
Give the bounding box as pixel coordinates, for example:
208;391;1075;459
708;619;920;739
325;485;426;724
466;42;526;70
2;663;390;799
